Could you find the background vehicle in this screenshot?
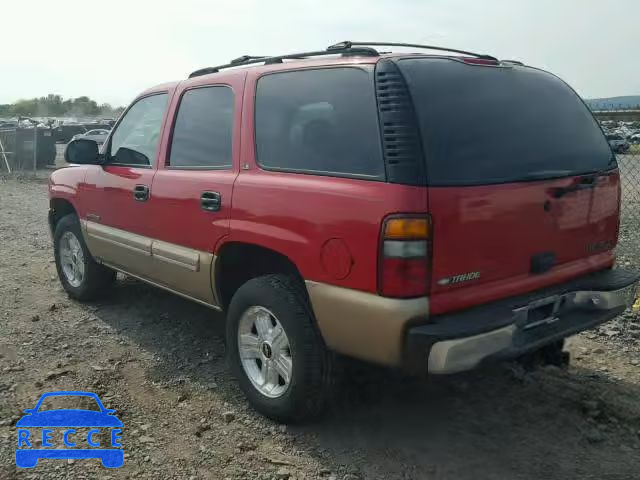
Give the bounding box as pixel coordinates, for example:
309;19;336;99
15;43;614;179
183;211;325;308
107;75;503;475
71;128;110;145
54;124;87;143
606;133;630;153
49;41;639;422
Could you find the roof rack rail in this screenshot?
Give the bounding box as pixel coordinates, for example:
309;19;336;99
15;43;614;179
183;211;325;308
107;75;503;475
500;59;524;66
188;45;379;78
327;41;497;61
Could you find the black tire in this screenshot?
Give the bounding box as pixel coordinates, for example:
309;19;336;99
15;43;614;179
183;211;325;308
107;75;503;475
226;274;333;423
53;213;116;301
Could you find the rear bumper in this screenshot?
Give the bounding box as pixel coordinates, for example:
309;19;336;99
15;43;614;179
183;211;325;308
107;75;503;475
305;280;429;366
406;268;639;374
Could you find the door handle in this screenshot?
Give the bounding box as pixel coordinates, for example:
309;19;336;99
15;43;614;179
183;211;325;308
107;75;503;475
133;184;150;201
200;191;221;212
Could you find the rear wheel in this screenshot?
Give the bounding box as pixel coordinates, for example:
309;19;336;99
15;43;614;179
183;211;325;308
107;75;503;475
226;274;333;422
53;214;115;301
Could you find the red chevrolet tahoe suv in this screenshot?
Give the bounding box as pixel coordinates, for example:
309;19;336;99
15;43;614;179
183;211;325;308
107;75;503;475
49;42;639;422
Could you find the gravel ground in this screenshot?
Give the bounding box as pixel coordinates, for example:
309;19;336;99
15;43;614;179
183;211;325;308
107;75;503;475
1;173;640;480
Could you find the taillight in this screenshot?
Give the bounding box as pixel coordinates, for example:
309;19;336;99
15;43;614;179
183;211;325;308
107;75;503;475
379;216;431;298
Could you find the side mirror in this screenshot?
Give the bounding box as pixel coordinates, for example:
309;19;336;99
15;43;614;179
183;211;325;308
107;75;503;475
65;139;100;164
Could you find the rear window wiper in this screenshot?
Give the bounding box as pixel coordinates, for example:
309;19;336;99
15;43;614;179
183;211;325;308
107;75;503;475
514;170;574;182
552;166;615;198
583;155;618;178
552;178;597;198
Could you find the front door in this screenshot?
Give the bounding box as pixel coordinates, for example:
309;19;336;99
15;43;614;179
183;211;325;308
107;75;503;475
147;81;242;305
82;92;171;279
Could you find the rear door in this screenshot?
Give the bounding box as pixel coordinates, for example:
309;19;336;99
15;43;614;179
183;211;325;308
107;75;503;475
395;58;619;314
147;76;243;305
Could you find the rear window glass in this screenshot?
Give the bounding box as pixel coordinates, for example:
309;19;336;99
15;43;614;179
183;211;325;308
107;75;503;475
397;59;613;185
255;67;384;179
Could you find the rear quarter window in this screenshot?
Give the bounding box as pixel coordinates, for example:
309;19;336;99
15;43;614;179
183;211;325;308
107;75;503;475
255;67;384;180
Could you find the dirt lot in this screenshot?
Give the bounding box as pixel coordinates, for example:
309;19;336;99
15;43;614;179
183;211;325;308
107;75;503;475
1;175;640;480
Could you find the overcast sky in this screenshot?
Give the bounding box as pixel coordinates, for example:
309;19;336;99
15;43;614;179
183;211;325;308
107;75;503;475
2;0;638;106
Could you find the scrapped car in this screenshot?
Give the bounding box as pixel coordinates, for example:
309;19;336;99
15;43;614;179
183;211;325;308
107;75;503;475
48;41;639;422
606;133;630;153
54;124;87;144
15;391;123;468
71;129;110;145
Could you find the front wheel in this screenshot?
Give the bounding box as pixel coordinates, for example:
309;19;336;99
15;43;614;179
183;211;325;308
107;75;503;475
53;214;115;301
226;274;334;422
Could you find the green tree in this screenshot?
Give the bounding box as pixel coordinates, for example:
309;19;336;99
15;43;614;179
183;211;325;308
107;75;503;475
0;94;124;118
43;94;65;116
12;99;38;116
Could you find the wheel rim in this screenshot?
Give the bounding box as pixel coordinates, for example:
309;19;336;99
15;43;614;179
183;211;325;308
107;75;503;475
59;231;85;288
237;306;292;399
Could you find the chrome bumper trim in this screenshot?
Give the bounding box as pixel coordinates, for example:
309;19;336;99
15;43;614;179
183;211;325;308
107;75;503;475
428;283;638;374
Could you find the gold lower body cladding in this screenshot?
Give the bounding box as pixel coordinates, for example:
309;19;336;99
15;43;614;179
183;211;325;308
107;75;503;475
82;220;219;308
81;220;430;366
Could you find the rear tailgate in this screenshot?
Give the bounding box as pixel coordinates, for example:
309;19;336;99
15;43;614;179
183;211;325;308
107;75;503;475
427;173;619;313
395;57;619;314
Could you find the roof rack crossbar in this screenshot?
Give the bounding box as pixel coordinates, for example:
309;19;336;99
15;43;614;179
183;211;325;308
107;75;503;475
188;46;379;78
328;41;497;61
230;55;269;65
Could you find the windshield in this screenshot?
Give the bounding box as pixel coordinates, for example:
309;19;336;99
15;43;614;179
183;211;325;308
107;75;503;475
397;58;614;185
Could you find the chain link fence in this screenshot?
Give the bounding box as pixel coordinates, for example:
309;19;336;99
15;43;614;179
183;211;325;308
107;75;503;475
0;126;57;173
619;152;640;220
616;150;640;269
597;112;640;267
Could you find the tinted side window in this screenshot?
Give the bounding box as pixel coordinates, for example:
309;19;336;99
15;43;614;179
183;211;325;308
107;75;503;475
109;93;168;166
169;86;234;168
255;68;384;179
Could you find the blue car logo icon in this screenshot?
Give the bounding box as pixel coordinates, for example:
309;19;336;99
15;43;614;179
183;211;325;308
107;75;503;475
15;391;123;468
